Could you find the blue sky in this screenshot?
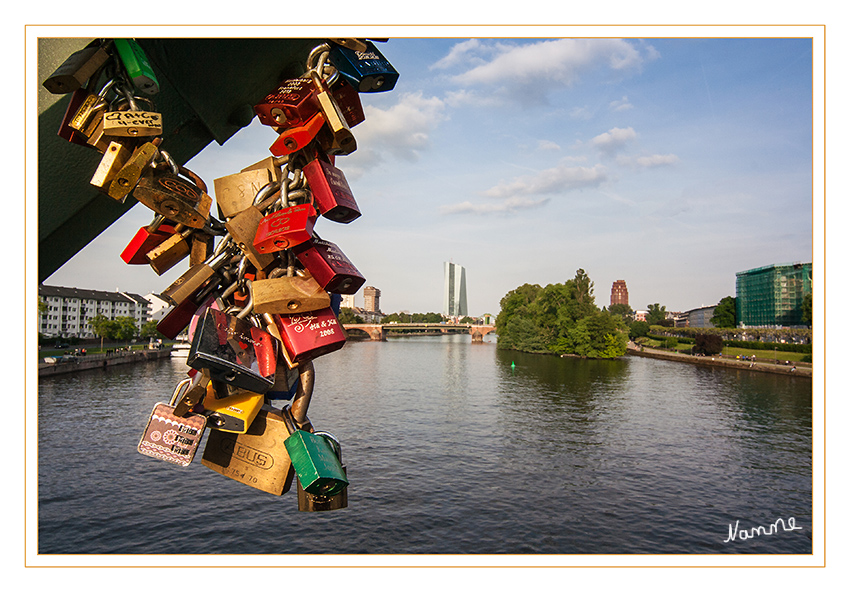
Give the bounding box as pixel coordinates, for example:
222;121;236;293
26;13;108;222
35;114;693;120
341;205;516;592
44;34;816;317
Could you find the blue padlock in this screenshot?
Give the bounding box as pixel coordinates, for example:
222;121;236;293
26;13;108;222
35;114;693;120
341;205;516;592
328;40;399;93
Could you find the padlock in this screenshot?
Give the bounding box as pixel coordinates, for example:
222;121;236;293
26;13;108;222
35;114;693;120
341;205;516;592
103;94;163;137
330;77;365;128
159;248;231;307
214;168;273;219
199;379;265;434
250;270;331;315
241;155;287;184
137;378;207;467
272;307;346;363
68;78;115;138
328;40;399;93
57;88;95;146
309;69;356;156
265;364;300;401
302;155;361;223
292;237;365;295
254;77;319;128
281;406;348;497
268;112;325;157
329;38;369;52
190;232;215;265
223;182;279;271
113;38;160;95
90;139;136;194
297;432;348;511
43;40;111;94
252;203;318;254
145;227;194;275
119;215;177;264
132;166;213;229
108;140;159;202
186;307;277;393
201;405;296;495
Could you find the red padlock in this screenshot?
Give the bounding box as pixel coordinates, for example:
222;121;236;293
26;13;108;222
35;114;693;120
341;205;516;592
273;308;347;363
254;77;319;128
57;88;94;146
330;77;365;128
292;238;365;295
253;203;318;254
157;293;206;340
269;112;325;157
120;222;177;264
302;157;360;223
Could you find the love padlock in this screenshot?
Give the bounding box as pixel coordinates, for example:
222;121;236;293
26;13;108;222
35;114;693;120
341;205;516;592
292;238;365;295
253;203;318;254
272;307;346;364
303;155;360;223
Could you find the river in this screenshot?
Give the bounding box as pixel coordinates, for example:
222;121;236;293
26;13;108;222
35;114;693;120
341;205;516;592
37;334;812;558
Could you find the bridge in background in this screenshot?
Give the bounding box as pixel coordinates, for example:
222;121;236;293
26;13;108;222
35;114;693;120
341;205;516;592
343;323;496;343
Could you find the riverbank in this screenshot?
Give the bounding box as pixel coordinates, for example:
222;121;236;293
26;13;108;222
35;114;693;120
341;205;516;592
625;343;812;378
38;348;173;377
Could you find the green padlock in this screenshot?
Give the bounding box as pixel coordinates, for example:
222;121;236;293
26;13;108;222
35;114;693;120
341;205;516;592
114;38;160;95
282;406;348;497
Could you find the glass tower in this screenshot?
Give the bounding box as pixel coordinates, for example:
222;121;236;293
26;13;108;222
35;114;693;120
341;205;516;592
443;262;468;318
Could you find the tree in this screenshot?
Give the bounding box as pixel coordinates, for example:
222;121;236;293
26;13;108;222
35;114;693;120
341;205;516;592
693;333;723;355
339;308;364;324
710;296;737;328
140;321;161;339
608;303;634;324
88;314;115;340
646;303;667;326
113;316;139;341
629;320;650;340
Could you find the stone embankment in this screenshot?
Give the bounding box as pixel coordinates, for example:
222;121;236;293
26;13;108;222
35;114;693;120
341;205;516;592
626;343;812;378
38;348;173;377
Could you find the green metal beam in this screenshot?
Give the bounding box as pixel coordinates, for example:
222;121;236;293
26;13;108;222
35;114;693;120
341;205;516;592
38;37;322;284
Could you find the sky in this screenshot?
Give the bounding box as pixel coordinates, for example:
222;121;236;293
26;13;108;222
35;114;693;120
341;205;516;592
41;31;817;319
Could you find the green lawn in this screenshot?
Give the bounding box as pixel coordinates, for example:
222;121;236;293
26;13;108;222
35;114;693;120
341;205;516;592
642;338;810;364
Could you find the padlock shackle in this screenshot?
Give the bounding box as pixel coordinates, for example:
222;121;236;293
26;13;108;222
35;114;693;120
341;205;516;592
312;431;342;462
168;377;193;406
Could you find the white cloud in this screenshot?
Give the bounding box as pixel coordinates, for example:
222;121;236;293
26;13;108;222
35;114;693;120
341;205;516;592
430;39;485;70
481;163;607;198
440;196;550;215
609;95;633;112
451;39;650;87
590;127;637;155
349;92;448;165
537;140;561;151
634;154;680;168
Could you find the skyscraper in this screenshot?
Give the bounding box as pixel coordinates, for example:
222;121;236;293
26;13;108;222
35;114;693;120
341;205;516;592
363;286;381;313
443;262;468;317
610;280;629;307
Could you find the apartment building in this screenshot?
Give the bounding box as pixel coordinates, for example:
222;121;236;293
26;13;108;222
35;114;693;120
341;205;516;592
38;285;151;338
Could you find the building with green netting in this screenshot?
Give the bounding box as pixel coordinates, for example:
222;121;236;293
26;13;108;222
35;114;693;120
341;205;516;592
735;262;812;328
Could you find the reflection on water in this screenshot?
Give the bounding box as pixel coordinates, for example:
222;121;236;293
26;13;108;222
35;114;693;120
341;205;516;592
38;335;811;555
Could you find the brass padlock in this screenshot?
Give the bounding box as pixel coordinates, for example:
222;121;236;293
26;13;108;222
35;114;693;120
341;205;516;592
132;166;213;229
240;155;287;184
223;182;280;271
160;248;231;306
201;405;296;495
251;270;331;315
213;168;273;219
309;70;356;156
145;227;194;275
108;140;159;202
103;93;163;138
68;78;115;138
90;139;135;194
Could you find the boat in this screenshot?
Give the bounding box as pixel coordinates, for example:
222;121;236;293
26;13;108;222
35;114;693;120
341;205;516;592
171;335;191;358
